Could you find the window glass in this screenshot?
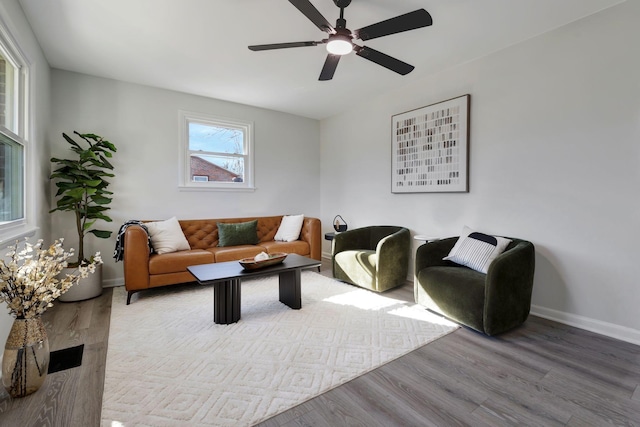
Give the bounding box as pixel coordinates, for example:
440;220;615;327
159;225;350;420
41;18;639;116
189;123;243;154
180;112;253;190
0;51;17;134
0;29;26;228
0;130;23;223
189;122;245;182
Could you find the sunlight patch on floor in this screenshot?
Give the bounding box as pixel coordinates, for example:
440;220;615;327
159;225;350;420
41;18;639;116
323;289;404;310
323;289;458;327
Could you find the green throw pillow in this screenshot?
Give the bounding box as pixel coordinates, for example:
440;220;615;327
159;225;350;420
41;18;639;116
217;220;259;247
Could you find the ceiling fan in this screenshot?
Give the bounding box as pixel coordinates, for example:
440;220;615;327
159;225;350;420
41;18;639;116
248;0;433;81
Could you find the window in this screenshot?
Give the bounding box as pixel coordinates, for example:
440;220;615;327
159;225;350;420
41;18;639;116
179;111;254;191
0;22;27;229
0;129;23;223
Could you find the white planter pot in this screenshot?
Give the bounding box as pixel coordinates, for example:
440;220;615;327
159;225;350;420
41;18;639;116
58;264;103;302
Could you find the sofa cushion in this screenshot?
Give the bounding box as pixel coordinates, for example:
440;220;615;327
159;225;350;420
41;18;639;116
444;226;511;273
148;249;214;275
209;245;265;262
217;220;259;247
260;240;310;257
334;250;377;290
274;214;304;242
256;217;281;242
180;220;218;249
145;217;191;254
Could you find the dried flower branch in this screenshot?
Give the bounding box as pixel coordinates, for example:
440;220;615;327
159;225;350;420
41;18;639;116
0;239;102;319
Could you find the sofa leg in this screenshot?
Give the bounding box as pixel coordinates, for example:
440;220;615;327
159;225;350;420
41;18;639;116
127;291;134;305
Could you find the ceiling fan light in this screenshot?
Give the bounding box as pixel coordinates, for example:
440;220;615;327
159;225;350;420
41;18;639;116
326;38;352;55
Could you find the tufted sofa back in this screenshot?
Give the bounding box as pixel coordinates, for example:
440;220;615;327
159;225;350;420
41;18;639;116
178;216;316;249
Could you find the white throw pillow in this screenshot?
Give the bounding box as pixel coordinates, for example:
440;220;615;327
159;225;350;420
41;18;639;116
145;217;190;254
443;226;511;273
274;214;305;242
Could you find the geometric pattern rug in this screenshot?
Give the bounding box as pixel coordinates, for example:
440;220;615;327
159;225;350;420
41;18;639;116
101;271;458;426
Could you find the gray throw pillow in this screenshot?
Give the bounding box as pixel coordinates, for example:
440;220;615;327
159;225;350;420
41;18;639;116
217;220;259;247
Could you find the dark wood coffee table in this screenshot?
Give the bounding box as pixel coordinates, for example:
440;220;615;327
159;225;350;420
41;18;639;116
187;254;321;324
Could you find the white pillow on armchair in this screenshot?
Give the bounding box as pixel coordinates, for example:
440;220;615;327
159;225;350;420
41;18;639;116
443;226;511;273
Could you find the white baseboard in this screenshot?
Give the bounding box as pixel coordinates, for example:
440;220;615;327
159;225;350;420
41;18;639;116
531;304;640;346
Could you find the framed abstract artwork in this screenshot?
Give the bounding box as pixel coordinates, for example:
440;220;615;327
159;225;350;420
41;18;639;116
391;94;470;193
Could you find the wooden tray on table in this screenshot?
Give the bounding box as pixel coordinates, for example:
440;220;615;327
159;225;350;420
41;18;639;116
238;252;288;270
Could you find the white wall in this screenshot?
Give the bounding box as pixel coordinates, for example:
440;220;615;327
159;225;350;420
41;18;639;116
0;0;51;345
50;70;321;286
320;1;640;343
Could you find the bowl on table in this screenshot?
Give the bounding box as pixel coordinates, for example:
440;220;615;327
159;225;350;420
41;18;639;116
239;252;288;270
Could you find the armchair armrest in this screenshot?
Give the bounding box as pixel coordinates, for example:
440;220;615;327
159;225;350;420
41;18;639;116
376;228;411;285
414;237;458;274
484;240;535;335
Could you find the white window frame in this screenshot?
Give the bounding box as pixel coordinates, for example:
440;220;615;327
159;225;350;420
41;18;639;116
0;14;32;245
178;110;255;191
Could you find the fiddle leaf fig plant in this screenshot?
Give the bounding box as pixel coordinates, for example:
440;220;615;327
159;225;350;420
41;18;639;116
50;131;117;266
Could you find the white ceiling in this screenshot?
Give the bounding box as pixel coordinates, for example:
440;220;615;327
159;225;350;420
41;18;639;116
19;0;623;120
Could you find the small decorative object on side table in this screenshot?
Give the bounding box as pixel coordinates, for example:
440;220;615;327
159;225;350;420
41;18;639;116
333;215;348;232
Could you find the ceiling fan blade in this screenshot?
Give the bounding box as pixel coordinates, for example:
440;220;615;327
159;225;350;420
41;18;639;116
354;9;432;41
248;41;321;51
319;54;341;81
289;0;335;33
355;46;414;75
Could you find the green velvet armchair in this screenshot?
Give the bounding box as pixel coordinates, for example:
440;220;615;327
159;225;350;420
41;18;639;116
414;237;535;336
332;226;411;292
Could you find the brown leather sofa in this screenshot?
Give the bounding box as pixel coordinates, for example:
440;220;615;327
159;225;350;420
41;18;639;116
123;215;321;304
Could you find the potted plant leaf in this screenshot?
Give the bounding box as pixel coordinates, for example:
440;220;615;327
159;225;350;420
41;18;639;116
50;131;117;301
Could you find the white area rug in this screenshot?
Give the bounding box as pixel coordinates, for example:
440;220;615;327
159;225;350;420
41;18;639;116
101;271;458;426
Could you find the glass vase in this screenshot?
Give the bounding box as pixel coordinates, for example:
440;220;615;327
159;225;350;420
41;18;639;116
2;317;49;398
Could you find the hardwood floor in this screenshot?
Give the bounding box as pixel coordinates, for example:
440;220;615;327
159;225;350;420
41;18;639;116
1;261;639;426
0;287;113;426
